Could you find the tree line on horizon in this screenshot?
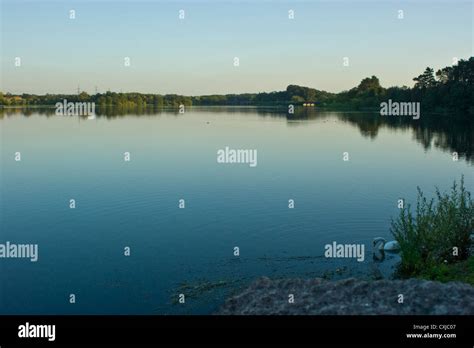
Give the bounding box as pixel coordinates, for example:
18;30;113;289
1;57;472;115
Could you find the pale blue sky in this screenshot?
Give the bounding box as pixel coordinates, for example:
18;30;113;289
1;0;472;95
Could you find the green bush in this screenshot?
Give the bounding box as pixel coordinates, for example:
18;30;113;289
391;177;473;277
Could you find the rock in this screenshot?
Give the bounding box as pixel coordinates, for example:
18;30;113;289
217;277;474;315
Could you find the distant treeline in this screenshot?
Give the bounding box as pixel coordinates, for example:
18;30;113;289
1;57;472;114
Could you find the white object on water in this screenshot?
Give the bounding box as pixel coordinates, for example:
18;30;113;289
373;237;400;252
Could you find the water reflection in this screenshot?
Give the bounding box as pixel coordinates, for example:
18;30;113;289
1;106;472;163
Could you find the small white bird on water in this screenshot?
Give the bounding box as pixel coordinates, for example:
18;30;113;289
373;237;400;252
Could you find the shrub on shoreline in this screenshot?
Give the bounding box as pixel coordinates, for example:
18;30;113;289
391;177;473;279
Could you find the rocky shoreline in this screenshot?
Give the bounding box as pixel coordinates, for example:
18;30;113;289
217;277;474;315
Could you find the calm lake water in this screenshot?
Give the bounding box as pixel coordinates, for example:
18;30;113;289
1;107;472;314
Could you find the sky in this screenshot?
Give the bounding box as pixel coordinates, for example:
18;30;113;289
1;0;472;95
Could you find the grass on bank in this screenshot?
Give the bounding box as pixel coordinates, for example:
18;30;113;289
391;177;474;284
417;256;474;285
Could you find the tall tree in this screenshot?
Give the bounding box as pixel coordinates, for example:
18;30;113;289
413;67;437;88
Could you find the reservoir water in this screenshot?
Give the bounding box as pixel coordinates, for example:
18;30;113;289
1;107;472;314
